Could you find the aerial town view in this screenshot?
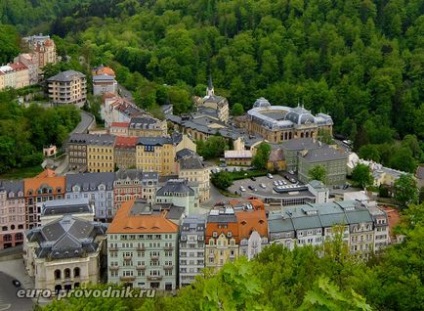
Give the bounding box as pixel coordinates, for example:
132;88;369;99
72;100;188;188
1;1;424;311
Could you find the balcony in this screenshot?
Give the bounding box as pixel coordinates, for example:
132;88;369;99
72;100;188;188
137;246;145;251
123;256;132;260
163;265;173;270
163;245;173;251
120;276;135;282
150;255;159;260
147;276;163;281
136;265;146;270
109;266;119;271
109;246;118;251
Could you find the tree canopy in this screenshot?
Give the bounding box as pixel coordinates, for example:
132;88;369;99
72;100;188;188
351;164;373;189
252;142;271;170
308;165;327;183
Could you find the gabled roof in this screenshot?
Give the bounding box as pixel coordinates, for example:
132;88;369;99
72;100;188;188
115;136;138;148
156;179;195;196
179;156;204;170
236;209;268;240
65;172;115;192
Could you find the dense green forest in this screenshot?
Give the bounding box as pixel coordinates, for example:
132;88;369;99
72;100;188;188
39;203;424;311
2;0;424;170
0;89;81;174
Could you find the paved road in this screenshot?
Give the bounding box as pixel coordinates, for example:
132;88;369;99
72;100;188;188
0;272;33;311
72;110;95;134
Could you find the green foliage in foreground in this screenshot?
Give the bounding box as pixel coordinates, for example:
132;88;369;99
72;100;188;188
41;203;424;311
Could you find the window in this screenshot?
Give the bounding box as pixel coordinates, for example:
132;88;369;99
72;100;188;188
64;268;71;278
74;267;80;278
54;269;61;280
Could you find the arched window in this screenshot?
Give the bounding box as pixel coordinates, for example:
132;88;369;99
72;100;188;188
54;269;61;280
74;267;80;278
64;268;71;278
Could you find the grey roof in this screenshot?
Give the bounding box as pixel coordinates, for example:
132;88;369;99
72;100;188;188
176;148;196;160
41;198;93;216
47;70;85;82
26;215;107;259
156;179;195;196
115;169;158;181
137;137;173;146
281;138;322;151
181;215;206;232
68;133;94;144
253;97;271;108
128;198;184;220
269;201;381;234
129;116;160;127
301;147;348;162
179;156;204;170
308;180;326;189
0;180;24;195
171;132;183;144
93;74;115;82
66;172;115;192
68;134;115;146
285;106;315;125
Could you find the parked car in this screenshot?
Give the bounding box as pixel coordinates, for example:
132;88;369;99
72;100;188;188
273;181;279;186
260;183;266;189
267;173;273;179
248;185;257;191
290;178;297;183
240;186;246;192
250;176;257;181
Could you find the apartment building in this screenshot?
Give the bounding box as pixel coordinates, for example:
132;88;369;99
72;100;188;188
0;181;25;249
178;156;210;203
86;134;116;173
128;116;167;137
267;200;389;256
14;53;38;84
67;133;91;172
0;65;15;89
24;199;107;293
23;169;66;229
65;172;115;221
179;215;205;287
110;122;129;136
156;179;199;216
136;137;176;176
114;136;137;169
47;70;87;107
205;207;239;271
107;199;179;290
9;62;29;88
114;170;159;209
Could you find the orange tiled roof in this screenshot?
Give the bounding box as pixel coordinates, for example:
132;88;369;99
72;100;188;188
23;169;65;195
94;66;115;77
115;136;138;147
382;206;401;237
102;92;117;99
10;62;28;71
108;199;178;234
227;198;265;210
236;209;268;240
111;122;129;128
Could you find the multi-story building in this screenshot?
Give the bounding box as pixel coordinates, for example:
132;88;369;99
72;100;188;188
114;170;159;209
47;70;87;107
297;145;348;185
0;181;25;249
205;207;239;271
267;200;389;256
14;53;38;85
38;198;95;226
92;66;117;96
23;169;66;229
24;199;107;293
86;134;116;173
22;34;57;68
179;215;205;287
156;179;199;216
128;116;167;137
136;137;176;176
246;98;333;144
178;156;210;203
65;172;115;221
0;65;15;89
236;208;268;260
67;133;91;172
110;122;129;136
9;62;29;88
107;199;179;290
114;136;137;169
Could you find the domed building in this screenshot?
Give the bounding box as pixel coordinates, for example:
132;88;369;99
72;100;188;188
246;98;333;143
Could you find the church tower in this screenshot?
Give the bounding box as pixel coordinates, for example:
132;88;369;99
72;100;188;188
206;74;215;98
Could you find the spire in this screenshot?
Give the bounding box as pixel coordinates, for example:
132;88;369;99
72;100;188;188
206;73;215;97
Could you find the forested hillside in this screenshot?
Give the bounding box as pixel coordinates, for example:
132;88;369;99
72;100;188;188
2;0;424;169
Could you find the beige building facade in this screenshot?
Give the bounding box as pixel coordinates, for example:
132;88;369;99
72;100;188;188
47;70;87;107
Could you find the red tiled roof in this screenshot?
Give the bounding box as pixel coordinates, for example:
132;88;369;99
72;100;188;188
108;199;178;234
111;122;129;128
9;62;28;71
236;209;268;240
115;136;138;147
